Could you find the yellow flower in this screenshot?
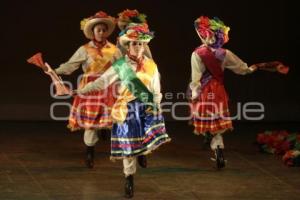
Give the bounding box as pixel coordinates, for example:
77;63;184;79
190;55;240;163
80;18;89;30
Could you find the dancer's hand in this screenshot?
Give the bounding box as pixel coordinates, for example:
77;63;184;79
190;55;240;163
43;62;54;75
43;67;52;75
249;65;258;72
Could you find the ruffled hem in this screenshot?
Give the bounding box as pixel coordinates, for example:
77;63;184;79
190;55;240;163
109;137;171;161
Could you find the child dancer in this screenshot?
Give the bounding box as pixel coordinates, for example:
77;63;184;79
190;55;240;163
189;16;259;169
54;11;121;168
76;23;170;198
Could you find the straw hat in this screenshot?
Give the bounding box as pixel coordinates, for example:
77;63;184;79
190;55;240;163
80;11;116;40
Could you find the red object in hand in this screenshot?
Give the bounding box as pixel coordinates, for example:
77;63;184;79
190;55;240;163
256;61;289;75
27;52;71;96
276;63;289;74
27;52;48;71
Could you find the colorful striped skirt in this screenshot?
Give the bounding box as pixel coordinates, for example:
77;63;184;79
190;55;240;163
68;75;117;131
191;78;233;135
111;99;171;160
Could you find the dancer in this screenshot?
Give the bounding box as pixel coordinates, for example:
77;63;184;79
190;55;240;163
190;16;265;169
76;23;170;198
116;9;154;169
54;11;121;168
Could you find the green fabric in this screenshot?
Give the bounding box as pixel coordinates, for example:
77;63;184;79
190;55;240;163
112;58;154;105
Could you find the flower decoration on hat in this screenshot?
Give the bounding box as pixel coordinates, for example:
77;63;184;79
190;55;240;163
194;16;230;48
118;9;147;24
119;23;154;47
80;11;116;39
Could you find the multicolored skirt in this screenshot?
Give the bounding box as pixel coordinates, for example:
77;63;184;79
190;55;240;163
191;78;233;135
68;75;117;131
111;99;171;160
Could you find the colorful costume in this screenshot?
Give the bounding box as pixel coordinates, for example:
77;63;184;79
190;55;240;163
77;23;170;198
55;11;121;168
78;23;170;160
55;11;121;133
189;16;255;168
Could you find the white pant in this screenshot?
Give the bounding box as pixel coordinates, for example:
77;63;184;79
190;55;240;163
84;129;99;146
123;157;137;177
210;133;224;150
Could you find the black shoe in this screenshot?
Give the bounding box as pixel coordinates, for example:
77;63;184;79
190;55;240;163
124;175;134;198
85;146;94;169
137;155;147;168
215;145;225;169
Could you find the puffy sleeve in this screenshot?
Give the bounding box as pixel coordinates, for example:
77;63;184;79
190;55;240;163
150;66;162;104
224;50;254;75
55;46;87;75
189;52;205;100
77;66;119;94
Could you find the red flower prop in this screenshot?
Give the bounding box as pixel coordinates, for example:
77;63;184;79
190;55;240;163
257;131;300;166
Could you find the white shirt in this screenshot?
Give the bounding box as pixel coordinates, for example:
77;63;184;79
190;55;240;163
55;41;122;75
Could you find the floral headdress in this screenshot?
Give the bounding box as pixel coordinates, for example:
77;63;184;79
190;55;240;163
118;9;147;24
194;16;230;48
119;23;154;47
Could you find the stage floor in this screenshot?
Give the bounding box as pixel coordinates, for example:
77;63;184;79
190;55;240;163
0;121;300;200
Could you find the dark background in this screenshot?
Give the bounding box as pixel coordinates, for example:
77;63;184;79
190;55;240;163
0;0;298;122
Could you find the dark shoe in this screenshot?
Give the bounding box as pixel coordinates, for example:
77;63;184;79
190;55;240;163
215;145;225;169
85;146;94;169
124;175;134;198
137;155;147;168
